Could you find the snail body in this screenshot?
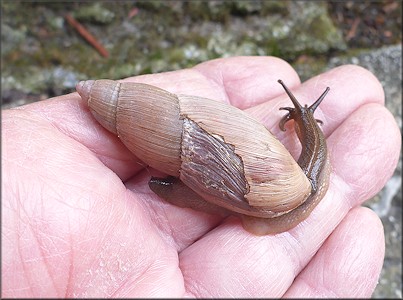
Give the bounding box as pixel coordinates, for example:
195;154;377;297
76;79;330;235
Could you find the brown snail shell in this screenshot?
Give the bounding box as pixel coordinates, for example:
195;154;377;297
76;79;328;234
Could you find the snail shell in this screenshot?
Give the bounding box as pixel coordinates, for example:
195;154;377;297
76;79;329;234
76;80;331;235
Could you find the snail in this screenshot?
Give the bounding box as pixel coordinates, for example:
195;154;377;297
76;78;331;235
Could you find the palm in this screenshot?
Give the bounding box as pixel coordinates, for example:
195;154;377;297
2;57;399;298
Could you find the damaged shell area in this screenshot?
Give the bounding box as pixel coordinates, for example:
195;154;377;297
178;94;312;217
76;79;312;218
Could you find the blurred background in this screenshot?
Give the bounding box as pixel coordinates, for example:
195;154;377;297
1;1;401;298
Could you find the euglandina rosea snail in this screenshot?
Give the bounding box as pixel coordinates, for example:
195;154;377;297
76;79;331;235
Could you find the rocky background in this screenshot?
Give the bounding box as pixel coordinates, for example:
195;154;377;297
1;1;401;298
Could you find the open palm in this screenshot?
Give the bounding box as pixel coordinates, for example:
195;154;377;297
2;57;400;297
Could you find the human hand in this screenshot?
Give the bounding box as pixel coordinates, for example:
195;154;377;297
2;57;400;297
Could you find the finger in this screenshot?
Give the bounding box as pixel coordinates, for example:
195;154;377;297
123;56;299;110
328;103;401;205
194;56;300;109
284;207;385;298
177;103;399;297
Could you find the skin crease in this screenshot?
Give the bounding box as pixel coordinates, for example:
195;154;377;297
2;56;401;298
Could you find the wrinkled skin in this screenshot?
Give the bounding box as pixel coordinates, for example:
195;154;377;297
2;57;400;298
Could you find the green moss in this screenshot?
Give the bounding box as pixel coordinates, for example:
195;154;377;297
1;1;350;98
275;2;346;59
73;2;115;24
